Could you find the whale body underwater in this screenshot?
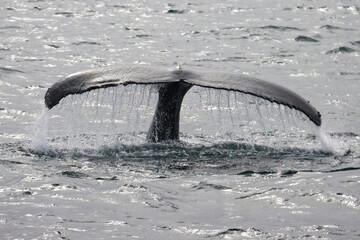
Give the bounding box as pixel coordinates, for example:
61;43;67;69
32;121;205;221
44;66;321;142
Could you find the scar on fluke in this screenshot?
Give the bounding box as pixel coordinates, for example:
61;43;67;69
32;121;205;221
44;66;321;142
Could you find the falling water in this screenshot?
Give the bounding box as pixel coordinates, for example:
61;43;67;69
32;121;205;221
317;127;349;155
31;84;346;155
31;107;49;151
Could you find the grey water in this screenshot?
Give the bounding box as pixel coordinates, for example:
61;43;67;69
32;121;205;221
1;0;360;239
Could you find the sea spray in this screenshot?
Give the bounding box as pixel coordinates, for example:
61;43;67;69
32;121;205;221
31;107;49;151
317;127;348;155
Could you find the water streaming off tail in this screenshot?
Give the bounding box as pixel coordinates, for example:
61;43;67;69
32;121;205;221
181;86;319;149
34;84;330;153
45;84;159;149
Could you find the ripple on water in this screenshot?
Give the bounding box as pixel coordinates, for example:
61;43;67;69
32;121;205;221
350;40;360;46
326;46;357;54
0;0;359;239
259;25;303;31
0;66;25;74
295;35;319;42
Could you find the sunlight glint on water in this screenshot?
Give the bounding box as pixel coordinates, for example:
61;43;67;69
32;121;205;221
2;1;359;238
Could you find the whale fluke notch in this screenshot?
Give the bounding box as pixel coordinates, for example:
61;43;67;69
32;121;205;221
44;66;321;142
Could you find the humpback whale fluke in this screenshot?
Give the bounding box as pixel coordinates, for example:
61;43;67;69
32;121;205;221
44;66;321;142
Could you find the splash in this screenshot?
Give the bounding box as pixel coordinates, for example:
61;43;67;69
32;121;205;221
31;107;49;151
317;127;348;155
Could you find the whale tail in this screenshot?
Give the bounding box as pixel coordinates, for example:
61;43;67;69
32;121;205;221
146;81;192;142
44;66;321;142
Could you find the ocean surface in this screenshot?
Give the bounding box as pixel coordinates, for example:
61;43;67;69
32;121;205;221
1;0;360;239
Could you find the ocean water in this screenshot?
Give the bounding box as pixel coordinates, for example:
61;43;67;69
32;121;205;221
1;0;360;239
